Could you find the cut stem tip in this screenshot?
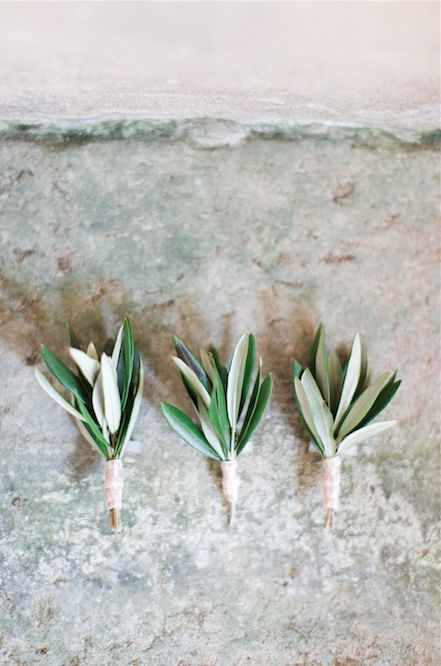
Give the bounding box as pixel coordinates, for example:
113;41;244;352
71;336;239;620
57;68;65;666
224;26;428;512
324;508;335;529
109;507;121;530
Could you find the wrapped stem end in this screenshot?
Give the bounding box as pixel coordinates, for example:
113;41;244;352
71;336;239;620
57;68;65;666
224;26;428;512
322;457;341;529
104;459;124;530
221;459;240;525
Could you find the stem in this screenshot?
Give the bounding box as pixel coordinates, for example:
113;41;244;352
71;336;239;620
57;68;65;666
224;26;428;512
322;457;341;529
221;459;240;525
104;459;124;530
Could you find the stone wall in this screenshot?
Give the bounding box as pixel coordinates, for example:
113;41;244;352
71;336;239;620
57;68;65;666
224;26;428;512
0;117;439;664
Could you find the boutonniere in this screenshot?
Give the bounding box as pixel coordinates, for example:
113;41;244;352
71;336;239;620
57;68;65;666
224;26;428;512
293;325;400;527
162;334;272;523
35;318;143;529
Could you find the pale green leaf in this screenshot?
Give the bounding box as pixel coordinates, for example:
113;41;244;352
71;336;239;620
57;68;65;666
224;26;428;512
293;376;324;452
87;342;98;360
301;369;335;456
337;371;392;439
100;353;121;434
117;357;144;458
334;333;362;430
328;349;343;414
172;356;211;408
315;327;330;404
112;323;124;367
338;420;397;455
92;370;105;426
68;347;100;386
226;334;249;433
35;368;86;421
196;396;226;460
199;347;216;384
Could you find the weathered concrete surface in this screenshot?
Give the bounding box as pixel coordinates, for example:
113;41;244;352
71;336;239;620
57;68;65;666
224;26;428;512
0;1;439;126
0;119;439;665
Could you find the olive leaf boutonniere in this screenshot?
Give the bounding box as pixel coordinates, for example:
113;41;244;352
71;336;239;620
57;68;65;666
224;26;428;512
35;318;143;529
162;334;273;523
293;325;400;527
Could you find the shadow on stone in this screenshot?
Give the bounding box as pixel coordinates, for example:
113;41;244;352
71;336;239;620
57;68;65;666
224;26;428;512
258;288;322;493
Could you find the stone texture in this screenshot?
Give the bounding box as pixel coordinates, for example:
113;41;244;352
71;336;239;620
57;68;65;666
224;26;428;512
0;1;439;126
0;119;439;664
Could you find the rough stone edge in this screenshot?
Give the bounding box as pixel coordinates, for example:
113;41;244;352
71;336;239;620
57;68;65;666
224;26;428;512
0;116;440;150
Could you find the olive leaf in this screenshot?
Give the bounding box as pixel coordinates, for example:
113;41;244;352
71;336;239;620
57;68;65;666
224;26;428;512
292;325;399;458
35;318;143;461
164;333;271;461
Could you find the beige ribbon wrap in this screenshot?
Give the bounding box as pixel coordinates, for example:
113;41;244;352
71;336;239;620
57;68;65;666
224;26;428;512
104;459;124;529
221;459;240;524
322;457;341;528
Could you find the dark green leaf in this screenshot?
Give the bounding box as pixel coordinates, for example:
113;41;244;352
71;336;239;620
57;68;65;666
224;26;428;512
236;374;272;455
238;365;261;445
76;399;110;459
239;334;256;417
161;403;221;460
209;346;228;392
174;336;211;392
67;325;81;350
103;338;114;356
41;345;87;403
309;324;323;372
121;318;135;409
356;378;401;429
181;373;198;405
208;365;230;452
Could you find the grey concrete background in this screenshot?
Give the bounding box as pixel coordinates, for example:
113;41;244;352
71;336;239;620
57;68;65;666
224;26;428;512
0;2;440;665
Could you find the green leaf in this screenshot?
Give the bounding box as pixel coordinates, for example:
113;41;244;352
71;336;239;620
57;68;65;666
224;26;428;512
292;360;303;379
337;371;392;440
239;334;256;417
356;377;401;429
315;326;330;405
199;347;216;384
355;343;370;396
208;366;230;454
227;334;249;436
338;420;396;455
238;363;261;445
334;333;362;430
112;323;124;367
161;403;221;460
301;369;335;457
196;396;226;460
67;325;81;350
310;324;323;372
68;347;100;386
236;373;272;455
34;368;86;421
327;349;343;416
121;318;135;409
174;336;211;391
172;356;211;408
76;399;110;459
101;353;121;434
293;376;325;455
115;352;144;458
40;345;86;402
209;346;228;391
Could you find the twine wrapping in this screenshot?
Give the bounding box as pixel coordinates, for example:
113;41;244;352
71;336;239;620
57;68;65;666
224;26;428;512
104;459;124;529
221;459;240;524
322;456;341;528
